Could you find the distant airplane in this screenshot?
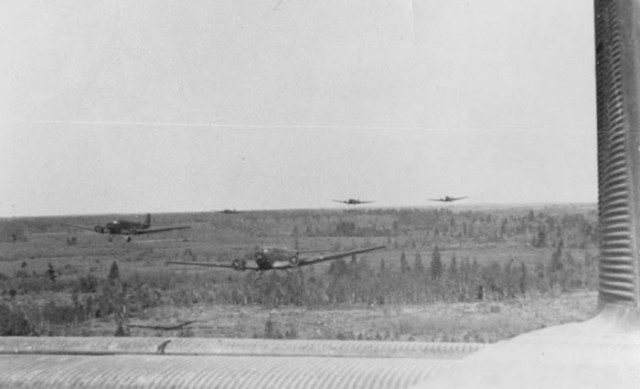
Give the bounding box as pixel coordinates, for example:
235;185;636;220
128;320;196;331
333;199;374;206
63;214;191;242
429;195;469;203
168;245;385;272
219;209;241;214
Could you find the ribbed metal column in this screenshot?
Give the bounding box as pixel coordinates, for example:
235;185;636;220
594;0;640;308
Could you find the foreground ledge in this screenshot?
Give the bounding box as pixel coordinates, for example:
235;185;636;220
0;337;482;389
412;304;640;389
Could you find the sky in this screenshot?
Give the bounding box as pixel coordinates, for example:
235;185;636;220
0;0;597;217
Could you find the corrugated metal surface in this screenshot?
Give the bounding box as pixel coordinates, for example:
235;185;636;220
165;338;484;358
0;337;484;358
0;337;162;355
0;337;482;388
595;0;640;305
0;354;456;389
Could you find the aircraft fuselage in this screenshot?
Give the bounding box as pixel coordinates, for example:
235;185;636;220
344;199;368;205
253;247;300;270
99;220;149;235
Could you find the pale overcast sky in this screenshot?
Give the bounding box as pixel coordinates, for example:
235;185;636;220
1;0;596;217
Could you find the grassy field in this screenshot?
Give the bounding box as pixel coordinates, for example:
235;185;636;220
0;204;600;341
75;291;597;342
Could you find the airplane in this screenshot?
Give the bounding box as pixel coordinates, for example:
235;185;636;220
167;245;385;272
62;213;191;242
429;195;468;203
219;209;241;214
332;199;374;206
128;320;196;331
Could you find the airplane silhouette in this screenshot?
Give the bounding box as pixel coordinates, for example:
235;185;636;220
128;321;196;331
332;199;374;206
429;195;468;203
63;214;191;242
167;245;385;272
219;209;241;214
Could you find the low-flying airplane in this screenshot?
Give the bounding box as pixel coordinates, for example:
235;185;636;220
167;245;385;272
63;214;191;242
128;320;196;331
429;195;468;203
219;209;241;214
333;199;374;206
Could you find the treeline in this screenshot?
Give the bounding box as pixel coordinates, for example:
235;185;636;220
197;207;599;252
2;207;597;249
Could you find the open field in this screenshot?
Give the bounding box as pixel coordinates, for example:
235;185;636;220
76;291;597;342
0;204;599;341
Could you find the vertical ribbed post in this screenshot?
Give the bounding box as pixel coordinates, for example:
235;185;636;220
594;0;640;307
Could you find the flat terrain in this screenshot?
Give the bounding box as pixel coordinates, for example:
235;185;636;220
85;291;597;342
0;204;599;342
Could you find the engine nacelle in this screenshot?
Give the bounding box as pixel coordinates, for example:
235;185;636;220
232;259;246;271
289;256;300;267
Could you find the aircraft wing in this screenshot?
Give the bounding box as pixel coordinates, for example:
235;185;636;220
358;200;374;204
166;260;259;271
134;226;191;235
128;321;196;331
297;245;385;267
428;199;444;202
452;196;468;201
332;200;348;204
61;222;99;232
296;248;330;254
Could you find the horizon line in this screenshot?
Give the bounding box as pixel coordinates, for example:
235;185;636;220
0;201;598;219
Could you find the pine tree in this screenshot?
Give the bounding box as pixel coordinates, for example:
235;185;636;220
448;255;458;278
104;261;127;335
430;246;443;280
533;225;547;247
46;263;56;283
519;262;528;295
108;261;120;282
399;251;410;273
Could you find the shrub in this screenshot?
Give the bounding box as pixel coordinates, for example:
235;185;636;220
77;274;99;293
0;303;37;336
